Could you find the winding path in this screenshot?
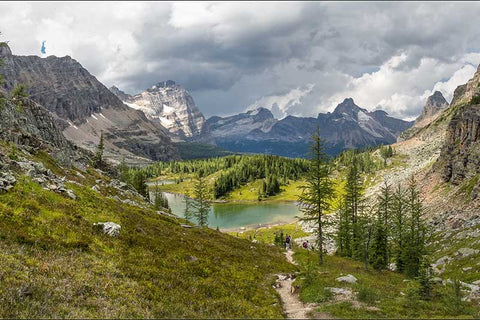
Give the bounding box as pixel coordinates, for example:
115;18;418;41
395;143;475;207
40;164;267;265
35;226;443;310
275;250;331;319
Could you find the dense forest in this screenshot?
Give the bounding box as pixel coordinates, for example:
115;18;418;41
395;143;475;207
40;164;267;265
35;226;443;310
118;155;311;199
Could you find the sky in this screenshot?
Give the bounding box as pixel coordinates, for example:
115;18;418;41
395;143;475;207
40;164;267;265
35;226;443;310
1;2;480;120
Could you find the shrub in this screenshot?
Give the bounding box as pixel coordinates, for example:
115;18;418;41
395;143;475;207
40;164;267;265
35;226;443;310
357;285;377;304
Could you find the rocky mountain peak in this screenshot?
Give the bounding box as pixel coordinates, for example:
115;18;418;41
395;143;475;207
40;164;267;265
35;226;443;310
333;98;366;117
116;81;206;138
109;86;131;101
0;43;12;56
414;91;449;128
246;107;275;122
427;91;448;108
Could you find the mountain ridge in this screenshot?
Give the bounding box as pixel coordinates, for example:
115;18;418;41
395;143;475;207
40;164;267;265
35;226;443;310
0;46;178;164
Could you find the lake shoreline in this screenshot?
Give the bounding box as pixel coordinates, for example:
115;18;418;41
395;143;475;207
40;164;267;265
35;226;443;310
149;188;300;205
221;217;301;233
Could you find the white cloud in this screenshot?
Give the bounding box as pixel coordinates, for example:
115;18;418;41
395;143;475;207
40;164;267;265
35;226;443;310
246;84;315;119
1;2;480;119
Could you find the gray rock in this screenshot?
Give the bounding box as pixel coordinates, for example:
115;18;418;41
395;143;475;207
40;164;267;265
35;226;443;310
456;248;480;257
93;222;121;237
336;274;357;284
91;185;100;192
325;287;353;297
65;189;76;200
463;267;473;272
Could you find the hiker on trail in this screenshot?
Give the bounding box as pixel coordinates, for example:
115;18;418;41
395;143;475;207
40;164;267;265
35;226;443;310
302;240;309;249
285;235;291;250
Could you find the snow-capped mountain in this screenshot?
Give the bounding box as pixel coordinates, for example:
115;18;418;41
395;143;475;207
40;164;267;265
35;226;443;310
111;81;205;139
198;98;413;157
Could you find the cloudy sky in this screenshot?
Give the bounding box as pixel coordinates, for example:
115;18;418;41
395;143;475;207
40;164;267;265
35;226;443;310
1;2;480;120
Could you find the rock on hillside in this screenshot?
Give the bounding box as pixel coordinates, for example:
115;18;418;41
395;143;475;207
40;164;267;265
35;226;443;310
112;81;206;139
414;91;449;128
0;46;178;164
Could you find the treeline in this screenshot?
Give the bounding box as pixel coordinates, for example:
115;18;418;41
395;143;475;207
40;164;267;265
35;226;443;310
335;145;395;174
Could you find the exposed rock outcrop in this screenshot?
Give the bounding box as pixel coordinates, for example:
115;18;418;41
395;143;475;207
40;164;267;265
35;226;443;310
414;91;449;128
112;81;206;139
440;103;480;185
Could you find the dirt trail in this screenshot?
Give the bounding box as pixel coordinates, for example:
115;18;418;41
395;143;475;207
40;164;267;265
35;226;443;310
275;250;331;319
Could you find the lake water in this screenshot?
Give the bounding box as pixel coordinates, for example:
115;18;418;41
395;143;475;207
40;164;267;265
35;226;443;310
149;186;302;230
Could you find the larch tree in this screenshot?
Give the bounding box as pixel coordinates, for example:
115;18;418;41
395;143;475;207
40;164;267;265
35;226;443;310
298;125;335;265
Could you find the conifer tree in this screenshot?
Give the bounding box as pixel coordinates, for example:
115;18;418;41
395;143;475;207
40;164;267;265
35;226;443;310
192;172;210;227
184;191;194;223
344;154;364;258
371;181;393;269
392;184;407;272
94;132;105;169
298;125;334;264
403;176;427;278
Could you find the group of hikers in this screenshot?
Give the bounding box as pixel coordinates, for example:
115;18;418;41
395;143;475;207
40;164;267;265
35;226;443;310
285;234;309;251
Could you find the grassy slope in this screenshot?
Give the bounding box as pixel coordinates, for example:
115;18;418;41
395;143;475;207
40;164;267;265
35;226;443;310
293;250;478;319
0;152;296;318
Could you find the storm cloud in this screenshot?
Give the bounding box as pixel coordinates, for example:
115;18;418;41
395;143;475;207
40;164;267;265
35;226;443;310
1;2;480;119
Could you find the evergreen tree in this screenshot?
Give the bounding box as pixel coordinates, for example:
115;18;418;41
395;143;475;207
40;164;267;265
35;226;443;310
184;191;194;223
336;198;352;257
403;176;427;278
392;184;407;272
371;181;393;269
152;181;169;211
298;125;335;264
94;132;105;169
344;154;364;258
192;172;210;227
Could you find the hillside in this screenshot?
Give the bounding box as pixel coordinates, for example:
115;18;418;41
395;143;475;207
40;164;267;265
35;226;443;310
0;93;295;318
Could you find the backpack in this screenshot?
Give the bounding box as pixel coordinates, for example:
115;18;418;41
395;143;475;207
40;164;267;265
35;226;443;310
303;242;307;248
286;236;290;244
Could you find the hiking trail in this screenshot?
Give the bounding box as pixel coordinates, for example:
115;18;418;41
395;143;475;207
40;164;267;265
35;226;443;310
275;249;331;319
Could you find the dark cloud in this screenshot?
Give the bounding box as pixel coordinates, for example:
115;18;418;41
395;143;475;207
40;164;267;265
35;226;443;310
1;2;480;118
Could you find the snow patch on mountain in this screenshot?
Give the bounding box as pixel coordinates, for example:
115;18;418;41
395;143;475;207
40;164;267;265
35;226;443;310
111;81;205;139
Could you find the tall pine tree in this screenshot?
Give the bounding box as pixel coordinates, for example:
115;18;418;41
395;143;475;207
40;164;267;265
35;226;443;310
192;172;211;227
298;125;335;264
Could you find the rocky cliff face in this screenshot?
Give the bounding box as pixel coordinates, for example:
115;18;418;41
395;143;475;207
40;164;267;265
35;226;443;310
414;91;449;128
441;104;480;186
438;64;480;199
0;85;84;165
112;81;205;139
199;98;413;157
0;46;178;163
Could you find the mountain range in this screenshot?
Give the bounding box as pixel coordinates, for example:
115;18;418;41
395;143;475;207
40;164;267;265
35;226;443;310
1;45;447;162
111;81;416;158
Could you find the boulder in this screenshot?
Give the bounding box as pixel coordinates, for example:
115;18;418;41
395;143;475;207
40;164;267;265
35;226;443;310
93;222;121;237
336;274;357;284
